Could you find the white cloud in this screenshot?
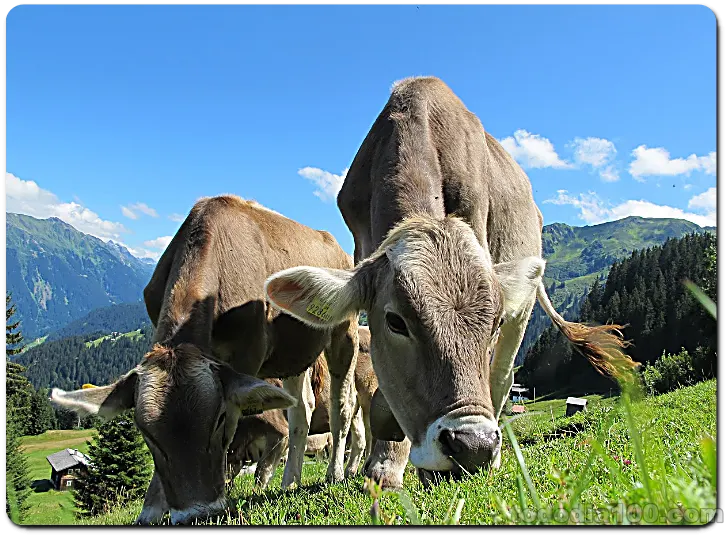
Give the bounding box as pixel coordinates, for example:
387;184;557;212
121;202;159;219
629;146;717;180
121;206;138;220
143;236;173;251
122;235;174;261
125;245;161;261
499;130;572;169
570;137;617;168
5;172;129;240
298;167;348;202
598;166;620;183
688;187;716;213
168;213;185;222
569;137;619;182
545;189;716;228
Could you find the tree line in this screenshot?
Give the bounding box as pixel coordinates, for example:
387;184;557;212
14;325;155;391
6;293;152;522
518;232;717;397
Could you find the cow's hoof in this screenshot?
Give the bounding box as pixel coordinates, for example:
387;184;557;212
364;458;404;489
325;468;345;484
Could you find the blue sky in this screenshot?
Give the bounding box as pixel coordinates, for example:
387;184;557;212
5;5;716;259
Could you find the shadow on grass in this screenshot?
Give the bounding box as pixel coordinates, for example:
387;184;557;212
239;481;331;509
31;479;54;493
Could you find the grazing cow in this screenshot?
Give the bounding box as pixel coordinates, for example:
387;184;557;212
51;195;360;524
265;77;636;488
227;327;377;486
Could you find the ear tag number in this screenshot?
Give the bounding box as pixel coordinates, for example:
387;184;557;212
307;296;333;321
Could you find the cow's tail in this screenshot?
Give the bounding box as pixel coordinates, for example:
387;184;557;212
536;282;638;381
310;355;328;403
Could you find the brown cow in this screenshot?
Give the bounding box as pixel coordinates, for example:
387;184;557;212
51;195;360;524
265;77;635;488
227;326;377;487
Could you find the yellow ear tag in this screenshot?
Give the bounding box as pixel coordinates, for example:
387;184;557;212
82;383;98;389
306;296;333;321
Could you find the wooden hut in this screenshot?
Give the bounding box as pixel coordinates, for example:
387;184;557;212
565;397;588;417
46;448;90;491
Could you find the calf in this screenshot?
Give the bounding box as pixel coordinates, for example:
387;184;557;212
51;195;360;524
227;327;377;486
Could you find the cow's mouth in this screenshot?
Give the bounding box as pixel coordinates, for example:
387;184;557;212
415;467;465;489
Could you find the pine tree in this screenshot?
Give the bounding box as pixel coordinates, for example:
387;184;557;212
6;419;32;523
27;388;57;436
75;411;152;517
6;293;24;356
7;293;34;434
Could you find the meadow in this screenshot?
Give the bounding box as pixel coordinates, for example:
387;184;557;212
19;429;96;525
58;379;716;526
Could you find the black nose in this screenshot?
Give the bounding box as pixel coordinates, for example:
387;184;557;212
437;427;501;472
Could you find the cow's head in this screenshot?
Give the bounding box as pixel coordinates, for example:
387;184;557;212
265;215;543;478
50;344;295;524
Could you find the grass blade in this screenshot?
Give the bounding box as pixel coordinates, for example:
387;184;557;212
700;435;716;487
684;279;716;319
569;408;618;508
620;393;653;503
396;491;421;525
502;420;541;510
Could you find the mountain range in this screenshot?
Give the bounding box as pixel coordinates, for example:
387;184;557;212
6;213;155;339
5;212;715;357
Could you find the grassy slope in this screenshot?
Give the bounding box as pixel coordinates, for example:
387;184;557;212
82;380;716;526
85;329;144;348
20;429;97;525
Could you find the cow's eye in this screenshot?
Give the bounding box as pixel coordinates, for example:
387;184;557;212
385;312;409;337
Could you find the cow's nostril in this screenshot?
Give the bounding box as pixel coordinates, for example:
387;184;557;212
438;429;463;456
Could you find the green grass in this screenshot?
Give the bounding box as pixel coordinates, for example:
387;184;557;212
20;429;97;525
76;380;715;526
85;329;143;348
20;335;48;353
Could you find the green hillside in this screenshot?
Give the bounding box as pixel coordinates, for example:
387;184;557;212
517;216;714;364
6;213;155;339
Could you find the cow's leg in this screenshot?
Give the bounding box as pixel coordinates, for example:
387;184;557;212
363;438;411;489
345;404;366;478
360;399;373;458
489;299;536;468
255;434;289;489
135;471;169;525
325;319;359;483
281;371;315;488
490;300;536;421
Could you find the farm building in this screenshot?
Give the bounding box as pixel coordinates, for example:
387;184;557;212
566;397;588;417
510;384;529;402
511;404;526;414
46;448;91;491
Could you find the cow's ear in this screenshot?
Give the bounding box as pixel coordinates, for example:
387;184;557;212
50;369;138;419
221;369;297;417
493;257;545;322
265;266;364;328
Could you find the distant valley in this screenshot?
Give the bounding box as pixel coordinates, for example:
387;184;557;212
5;211;715;374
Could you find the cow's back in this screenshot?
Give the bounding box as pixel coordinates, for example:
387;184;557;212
144;195;353;377
338;76;541;264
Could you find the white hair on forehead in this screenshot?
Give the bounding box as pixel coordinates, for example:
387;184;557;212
382;215;493;276
137;367;169;422
137;359;218;422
